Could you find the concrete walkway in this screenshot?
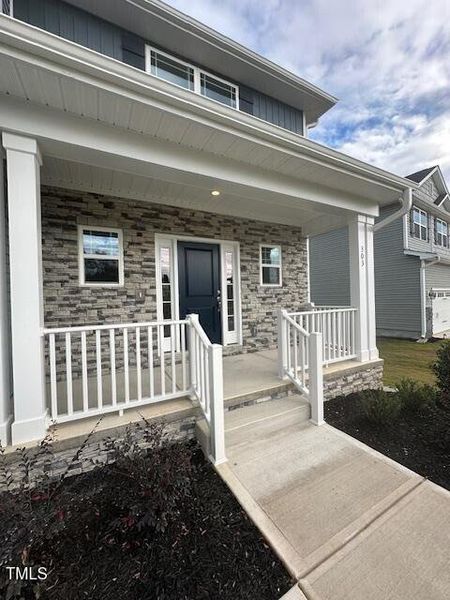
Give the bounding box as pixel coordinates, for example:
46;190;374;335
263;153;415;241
217;398;450;600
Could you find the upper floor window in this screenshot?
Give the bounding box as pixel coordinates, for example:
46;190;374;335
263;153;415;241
411;207;428;241
435;218;448;248
146;46;239;110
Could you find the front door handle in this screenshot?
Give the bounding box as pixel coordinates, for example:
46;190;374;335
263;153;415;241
217;289;222;312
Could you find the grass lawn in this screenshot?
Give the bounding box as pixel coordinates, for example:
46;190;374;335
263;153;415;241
377;337;443;386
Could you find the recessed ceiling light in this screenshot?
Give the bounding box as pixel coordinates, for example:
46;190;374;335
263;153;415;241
211;190;221;196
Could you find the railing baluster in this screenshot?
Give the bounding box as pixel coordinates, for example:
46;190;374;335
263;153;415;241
148;326;154;398
96;330;103;410
123;328;130;403
293;325;298;377
65;332;73;416
136;326;142;401
110;329;117;406
49;333;57;420
181;322;187;391
81;331;88;413
170;322;176;394
159;324;165;396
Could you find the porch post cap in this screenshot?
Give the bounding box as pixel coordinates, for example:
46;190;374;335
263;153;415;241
2;132;42;165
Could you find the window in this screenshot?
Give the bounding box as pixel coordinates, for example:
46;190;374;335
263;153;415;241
148;48;194;91
146;46;239;110
412;207;428;241
435;218;448;247
79;227;123;286
225;250;236;332
200;72;237;109
160;245;173;336
260;245;282;286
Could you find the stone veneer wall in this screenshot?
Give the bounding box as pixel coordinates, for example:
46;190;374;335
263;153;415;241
323;361;384;400
41;186;308;353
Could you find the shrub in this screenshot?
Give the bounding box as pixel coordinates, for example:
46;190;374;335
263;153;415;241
432;340;450;400
395;378;437;414
360;389;401;426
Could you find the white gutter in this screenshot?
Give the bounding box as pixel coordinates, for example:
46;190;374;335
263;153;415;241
420;256;441;339
373;188;413;232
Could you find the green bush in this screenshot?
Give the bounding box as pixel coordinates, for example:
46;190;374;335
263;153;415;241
432;340;450;399
360;390;401;426
395;378;437;414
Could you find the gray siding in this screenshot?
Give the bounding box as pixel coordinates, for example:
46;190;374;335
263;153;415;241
374;205;421;338
425;263;450;296
14;0;303;135
309;227;351;306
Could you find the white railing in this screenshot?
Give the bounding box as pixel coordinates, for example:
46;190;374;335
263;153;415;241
277;309;324;425
187;314;226;464
289;307;357;364
1;1;13;16
431;288;450;298
43;315;226;464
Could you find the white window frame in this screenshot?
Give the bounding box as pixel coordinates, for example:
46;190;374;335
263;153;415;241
155;234;242;349
145;45;239;110
78;225;124;287
412;207;428;241
260;244;282;287
435;218;448;247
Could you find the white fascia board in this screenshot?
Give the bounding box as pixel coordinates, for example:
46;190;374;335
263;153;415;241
0;16;417;196
0;96;379;217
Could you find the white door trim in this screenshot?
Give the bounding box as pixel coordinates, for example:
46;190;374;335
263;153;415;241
155;233;242;347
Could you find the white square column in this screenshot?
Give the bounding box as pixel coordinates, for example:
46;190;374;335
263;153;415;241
348;214;379;362
2;133;47;444
0;153;12;444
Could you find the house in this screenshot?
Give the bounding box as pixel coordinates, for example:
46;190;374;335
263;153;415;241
310;165;450;340
0;0;414;463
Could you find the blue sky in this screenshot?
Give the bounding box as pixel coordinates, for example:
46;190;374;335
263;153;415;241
165;0;450;181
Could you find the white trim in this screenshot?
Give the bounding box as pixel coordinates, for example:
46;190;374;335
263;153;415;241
155;233;242;347
306;236;311;302
78;225;124;287
145;44;239;111
259;244;282;287
435;217;448;248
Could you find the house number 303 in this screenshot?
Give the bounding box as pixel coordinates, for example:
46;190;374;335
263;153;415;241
360;245;365;267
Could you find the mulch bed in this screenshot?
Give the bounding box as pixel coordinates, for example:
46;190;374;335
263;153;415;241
325;394;450;491
0;445;292;600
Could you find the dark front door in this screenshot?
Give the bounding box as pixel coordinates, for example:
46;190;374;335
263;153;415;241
178;241;222;344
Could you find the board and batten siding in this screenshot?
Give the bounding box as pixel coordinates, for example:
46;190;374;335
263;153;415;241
374;206;421;338
13;0;303;135
309;227;351;306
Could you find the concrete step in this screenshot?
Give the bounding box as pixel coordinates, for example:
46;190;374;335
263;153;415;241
196;394;310;458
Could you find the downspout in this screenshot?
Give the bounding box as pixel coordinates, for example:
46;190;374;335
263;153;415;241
373;188;412;232
420;256;441;339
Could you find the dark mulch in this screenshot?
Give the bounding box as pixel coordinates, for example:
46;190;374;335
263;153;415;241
0;446;292;600
325;394;450;490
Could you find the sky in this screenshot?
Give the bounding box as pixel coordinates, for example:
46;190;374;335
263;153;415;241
165;0;450;182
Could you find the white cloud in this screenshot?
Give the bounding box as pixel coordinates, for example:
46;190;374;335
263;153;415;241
165;0;450;180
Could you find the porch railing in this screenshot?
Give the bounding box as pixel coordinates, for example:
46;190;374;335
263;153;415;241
43;314;226;464
290;307;357;364
277;309;324;425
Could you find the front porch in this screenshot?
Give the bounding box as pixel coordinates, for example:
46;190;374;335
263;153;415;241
28;346;383;454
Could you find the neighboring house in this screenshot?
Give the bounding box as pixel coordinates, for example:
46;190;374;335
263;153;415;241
310;166;450;340
0;0;414;460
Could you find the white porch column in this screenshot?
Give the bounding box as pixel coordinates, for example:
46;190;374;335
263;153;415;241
2;133;47;445
0;153;12;444
348;214;379;362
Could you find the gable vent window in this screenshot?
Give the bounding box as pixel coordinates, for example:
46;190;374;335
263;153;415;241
411;207;428;241
435;218;448;248
146;46;239;110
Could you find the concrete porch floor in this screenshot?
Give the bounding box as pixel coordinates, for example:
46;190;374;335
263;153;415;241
218;399;450;600
47;349;373;446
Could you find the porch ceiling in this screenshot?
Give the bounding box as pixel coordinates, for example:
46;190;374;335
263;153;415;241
0;15;416;235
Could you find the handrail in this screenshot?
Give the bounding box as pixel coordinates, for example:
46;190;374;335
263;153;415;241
43;319;188;335
282;311;310;337
188;314;213;348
